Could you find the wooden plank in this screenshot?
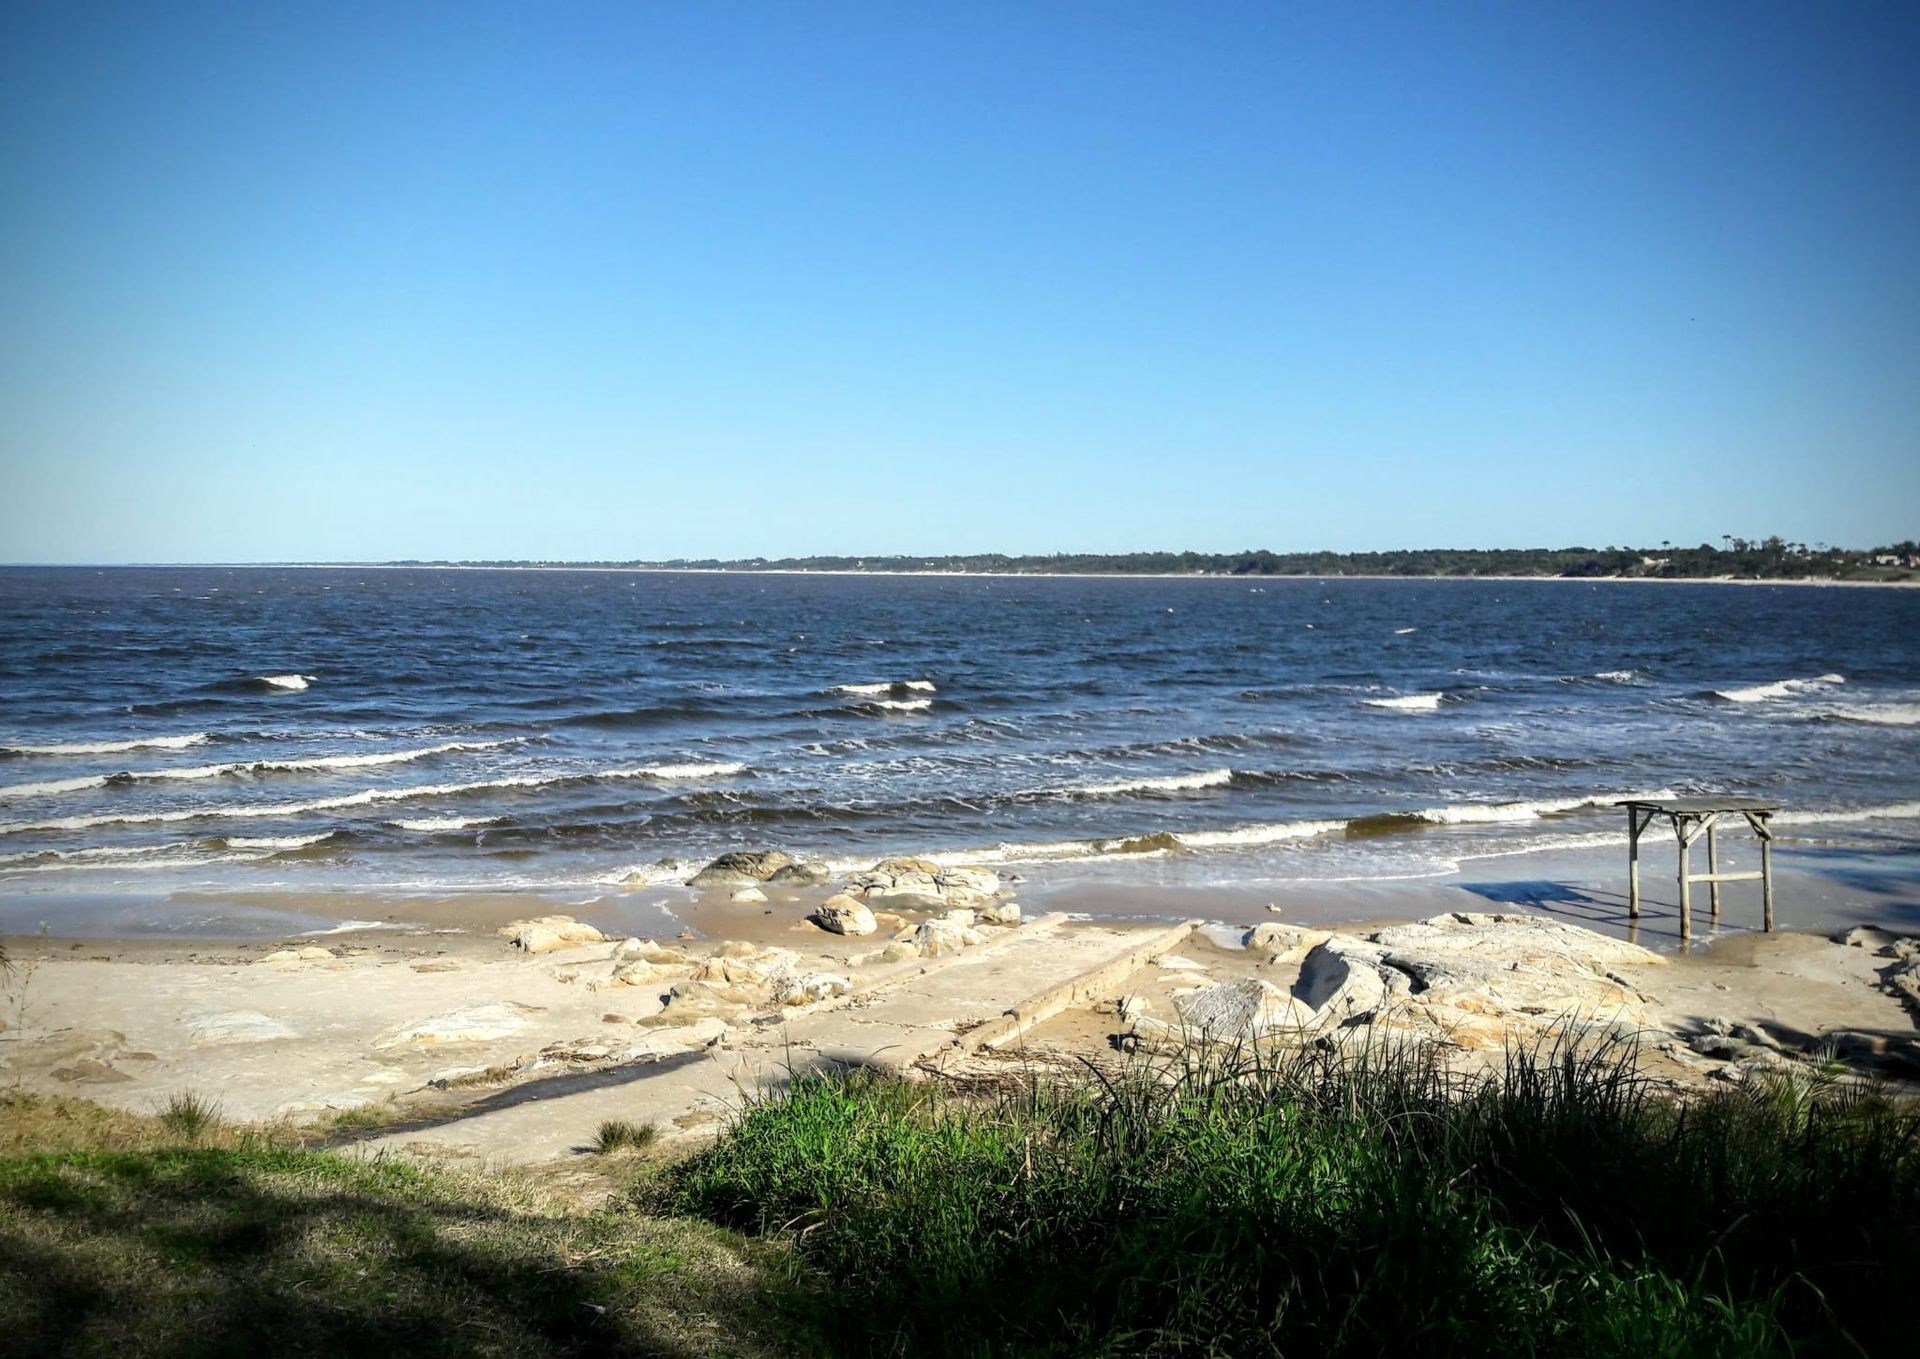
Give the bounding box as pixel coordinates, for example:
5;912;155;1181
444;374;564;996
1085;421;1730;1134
1706;819;1721;920
1686;870;1764;885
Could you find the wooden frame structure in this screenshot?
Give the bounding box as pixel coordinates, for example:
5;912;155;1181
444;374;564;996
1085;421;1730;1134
1617;797;1779;940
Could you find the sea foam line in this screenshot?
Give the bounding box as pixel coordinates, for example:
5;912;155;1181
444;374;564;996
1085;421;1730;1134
0;761;747;835
834;680;937;696
0;732;211;758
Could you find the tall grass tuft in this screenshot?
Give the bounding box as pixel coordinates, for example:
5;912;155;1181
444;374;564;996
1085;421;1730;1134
157;1092;221;1143
594;1119;659;1155
670;1034;1920;1356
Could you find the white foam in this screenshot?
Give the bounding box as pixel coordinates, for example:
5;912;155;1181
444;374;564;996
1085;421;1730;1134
1713;673;1845;704
296;919;396;936
1176;819;1350;848
636;761;747;779
260;674;315;691
222;832;337;851
1393;627;1419;635
1592;670;1637;683
1404;790;1676;826
0;739;511;801
1774;800;1920;827
1360;693;1445;711
1064;769;1234;797
390;815;506;832
868;698;933;712
0;732;210;757
834;680;936;696
1811;703;1920;727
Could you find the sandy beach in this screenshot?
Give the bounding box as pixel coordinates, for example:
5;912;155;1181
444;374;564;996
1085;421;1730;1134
5;835;1915;1168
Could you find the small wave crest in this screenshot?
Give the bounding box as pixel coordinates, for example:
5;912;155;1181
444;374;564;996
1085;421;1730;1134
259;674;315;691
1805;702;1920;727
861;698;933;713
0;732;210;758
1710;673;1845;704
834;680;936;696
391;815;506;832
1053;769;1235;798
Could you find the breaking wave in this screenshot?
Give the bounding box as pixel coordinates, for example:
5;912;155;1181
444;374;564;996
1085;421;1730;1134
259;674;315;691
391;815;507;832
0;732;210;758
1052;769;1235;798
0;761;750;835
834;680;936;696
1710;673;1845;704
0;740;514;801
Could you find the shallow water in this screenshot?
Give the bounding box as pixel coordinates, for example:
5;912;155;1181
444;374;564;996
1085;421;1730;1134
1;567;1916;907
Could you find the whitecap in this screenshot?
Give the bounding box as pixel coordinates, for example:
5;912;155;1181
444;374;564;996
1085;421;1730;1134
260;674;316;691
834;680;936;696
867;698;933;713
1393;627;1419;635
1807;703;1920;727
1360;693;1446;711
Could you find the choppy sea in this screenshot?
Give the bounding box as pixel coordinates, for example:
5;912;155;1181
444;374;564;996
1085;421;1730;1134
2;567;1916;910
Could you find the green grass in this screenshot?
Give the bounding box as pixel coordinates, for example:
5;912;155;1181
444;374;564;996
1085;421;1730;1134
156;1092;221;1143
669;1037;1920;1356
0;1095;818;1357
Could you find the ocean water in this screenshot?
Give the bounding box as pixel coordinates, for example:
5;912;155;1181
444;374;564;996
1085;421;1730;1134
1;567;1917;905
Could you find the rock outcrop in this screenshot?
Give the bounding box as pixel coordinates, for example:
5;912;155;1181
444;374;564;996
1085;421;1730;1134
688;850;796;888
497;916;606;954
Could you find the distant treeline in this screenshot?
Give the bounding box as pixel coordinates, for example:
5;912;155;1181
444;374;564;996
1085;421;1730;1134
399;536;1920;581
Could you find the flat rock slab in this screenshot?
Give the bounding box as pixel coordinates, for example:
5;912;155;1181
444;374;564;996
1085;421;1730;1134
351;916;1168;1166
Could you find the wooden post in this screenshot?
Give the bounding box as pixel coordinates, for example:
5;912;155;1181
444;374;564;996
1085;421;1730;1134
1676;817;1692;942
1627;807;1642;919
1705;816;1721;923
1760;820;1774;932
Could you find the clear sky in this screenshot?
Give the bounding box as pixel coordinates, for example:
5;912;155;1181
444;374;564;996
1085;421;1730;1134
1;1;1915;563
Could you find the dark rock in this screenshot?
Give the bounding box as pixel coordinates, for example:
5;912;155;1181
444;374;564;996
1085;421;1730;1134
688;849;796;888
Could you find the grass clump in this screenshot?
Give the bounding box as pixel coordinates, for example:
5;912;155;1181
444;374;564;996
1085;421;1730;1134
671;1037;1920;1356
594;1118;660;1155
156;1091;221;1143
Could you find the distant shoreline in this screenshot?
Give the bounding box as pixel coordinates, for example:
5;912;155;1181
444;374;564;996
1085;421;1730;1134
233;563;1920;589
12;562;1915;589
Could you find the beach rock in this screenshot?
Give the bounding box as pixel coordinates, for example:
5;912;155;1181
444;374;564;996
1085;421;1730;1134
1174;980;1318;1039
644;981;759;1025
260;946;335;964
693;946;801;986
1244;923;1332;965
731;887;768;904
772;972;854;1006
1292;941;1391;1023
942;907;977;929
1153;954;1211;974
809;894;877;936
856;941;923;966
911;918;985;958
373;1001;542;1049
603;958;691;989
767;860;832;886
613;939;694;966
1292;914;1663;1042
872;911;909;932
689;850;795;888
1834;925;1899;953
866;890;949;911
188;1011;298;1046
978;902;1022;926
497;916;606;954
934;866;1000;900
51;1059;131;1085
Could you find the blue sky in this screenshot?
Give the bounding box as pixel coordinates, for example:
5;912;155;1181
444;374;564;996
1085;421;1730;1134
2;1;1915;562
